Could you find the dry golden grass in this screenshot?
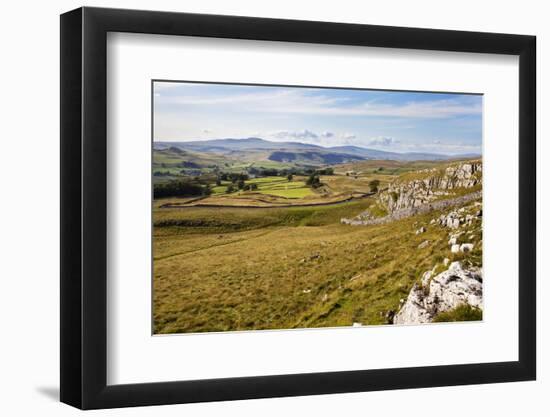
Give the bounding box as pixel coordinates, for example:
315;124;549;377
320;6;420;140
153;198;482;334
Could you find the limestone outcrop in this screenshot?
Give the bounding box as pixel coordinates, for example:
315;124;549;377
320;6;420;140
379;161;482;213
341;160;482;226
340;190;481;226
393;261;483;325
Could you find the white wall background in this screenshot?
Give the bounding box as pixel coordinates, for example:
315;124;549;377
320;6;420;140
0;0;546;415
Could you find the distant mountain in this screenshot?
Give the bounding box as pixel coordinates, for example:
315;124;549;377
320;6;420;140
268;150;364;165
154;138;479;162
156;137;323;152
393;152;449;161
328;146;403;160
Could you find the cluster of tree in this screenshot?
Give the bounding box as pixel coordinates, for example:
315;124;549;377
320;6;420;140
247;167;279;177
218;172;249;183
246;166;335;178
305;174;323;189
153;170;172;177
179;161;200;168
369;179;380;193
154;180;211;198
314;167;334;175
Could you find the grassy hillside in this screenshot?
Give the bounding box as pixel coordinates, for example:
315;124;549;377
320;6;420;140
153;198;481;333
152;156;482;334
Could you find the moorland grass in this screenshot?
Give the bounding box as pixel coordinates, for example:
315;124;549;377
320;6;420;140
433;304;483;322
153;198;482;334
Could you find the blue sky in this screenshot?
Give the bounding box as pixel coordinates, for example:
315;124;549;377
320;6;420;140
153;81;482;155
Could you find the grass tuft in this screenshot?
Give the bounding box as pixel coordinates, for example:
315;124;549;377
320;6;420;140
432;304;482;323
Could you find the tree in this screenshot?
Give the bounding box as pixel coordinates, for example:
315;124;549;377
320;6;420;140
287;174;293;182
369;179;380;193
215;177;222;186
237;179;245;190
250;183;258;191
306;174;322;188
225;184;235;193
316;167;334;175
153;180;208;198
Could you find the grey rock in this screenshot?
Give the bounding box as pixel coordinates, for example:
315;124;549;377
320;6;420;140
341;159;482;227
416;226;426;234
460;243;474;252
418;240;430;249
393;262;483;325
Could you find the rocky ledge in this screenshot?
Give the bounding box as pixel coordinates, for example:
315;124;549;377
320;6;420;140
379;161;481;213
341;190;481;226
393;261;483;325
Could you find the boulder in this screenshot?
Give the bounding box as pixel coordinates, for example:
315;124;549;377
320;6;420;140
460;243;474;252
393;262;483;325
451;244;460;253
418;240;430;249
415;226;426;235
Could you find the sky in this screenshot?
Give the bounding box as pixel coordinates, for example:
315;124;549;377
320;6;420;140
153;81;482;155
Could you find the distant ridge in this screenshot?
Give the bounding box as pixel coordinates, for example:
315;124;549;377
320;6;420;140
154;137;480;162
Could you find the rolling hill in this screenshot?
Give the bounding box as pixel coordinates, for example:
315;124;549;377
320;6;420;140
154;138;479;162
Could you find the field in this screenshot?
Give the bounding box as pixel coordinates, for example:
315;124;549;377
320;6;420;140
152;150;482;334
153;199;481;333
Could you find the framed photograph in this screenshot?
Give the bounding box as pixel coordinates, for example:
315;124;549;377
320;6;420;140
60;7;536;409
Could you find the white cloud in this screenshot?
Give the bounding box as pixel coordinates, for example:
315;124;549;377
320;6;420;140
341;132;356;140
264;129;354;146
368;136;399;146
270;129;319;141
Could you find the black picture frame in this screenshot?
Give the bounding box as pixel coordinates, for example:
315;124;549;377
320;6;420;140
60;6;536;410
